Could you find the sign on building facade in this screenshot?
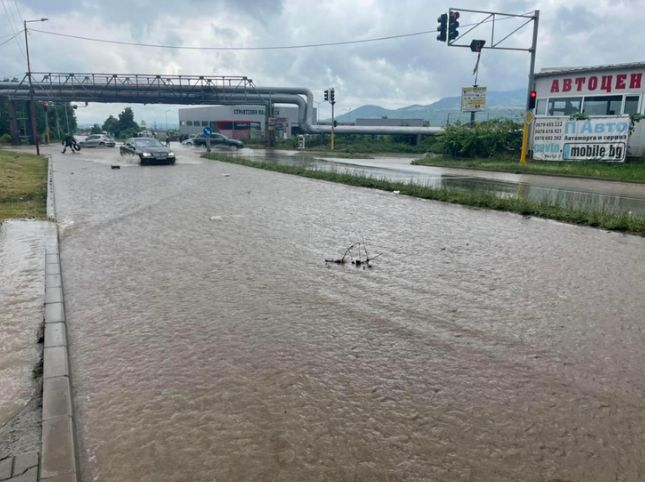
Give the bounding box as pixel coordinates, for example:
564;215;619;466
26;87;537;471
532;115;630;162
461;86;487;112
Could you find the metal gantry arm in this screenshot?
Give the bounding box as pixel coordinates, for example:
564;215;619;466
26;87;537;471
448;8;538;52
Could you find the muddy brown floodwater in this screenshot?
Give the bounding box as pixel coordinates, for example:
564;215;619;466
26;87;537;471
47;145;645;481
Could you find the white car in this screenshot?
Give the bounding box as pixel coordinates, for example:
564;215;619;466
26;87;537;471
181;136;196;146
79;134;116;148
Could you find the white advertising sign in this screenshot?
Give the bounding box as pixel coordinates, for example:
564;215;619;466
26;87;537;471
532;115;630;162
461;86;486;112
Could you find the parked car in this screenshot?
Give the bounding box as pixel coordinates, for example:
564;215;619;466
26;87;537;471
79;134;115;148
192;133;243;149
120;137;176;165
181;135;197;146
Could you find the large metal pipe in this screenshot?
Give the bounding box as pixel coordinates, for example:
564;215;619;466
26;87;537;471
0;79;443;136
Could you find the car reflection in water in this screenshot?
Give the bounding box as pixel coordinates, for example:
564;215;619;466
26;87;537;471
120;137;176;165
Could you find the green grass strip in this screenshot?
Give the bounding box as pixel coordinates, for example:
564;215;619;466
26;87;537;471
412;156;645;183
204;152;645;236
0;151;48;222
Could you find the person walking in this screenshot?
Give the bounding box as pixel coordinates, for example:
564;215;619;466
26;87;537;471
62;133;77;154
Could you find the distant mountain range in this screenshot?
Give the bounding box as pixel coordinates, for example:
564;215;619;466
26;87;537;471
334;88;527;126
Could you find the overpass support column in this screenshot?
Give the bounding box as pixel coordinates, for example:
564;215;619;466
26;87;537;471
8;99;20;145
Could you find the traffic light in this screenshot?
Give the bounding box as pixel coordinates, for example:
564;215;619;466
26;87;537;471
528;90;537;110
42;101;48;111
330;88;335;103
436;13;447;42
324;89;329;101
448;11;460;41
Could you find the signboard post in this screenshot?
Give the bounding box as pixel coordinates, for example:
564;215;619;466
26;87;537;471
532;115;630;162
202;126;213;152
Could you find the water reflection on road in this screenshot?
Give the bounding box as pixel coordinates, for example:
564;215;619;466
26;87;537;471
239;149;645;217
47;144;645;481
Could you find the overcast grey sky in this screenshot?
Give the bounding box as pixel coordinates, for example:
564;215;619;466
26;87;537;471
1;0;643;126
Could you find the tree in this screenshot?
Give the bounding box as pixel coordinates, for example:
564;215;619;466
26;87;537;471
102;115;119;136
117;107;138;138
90;124;102;134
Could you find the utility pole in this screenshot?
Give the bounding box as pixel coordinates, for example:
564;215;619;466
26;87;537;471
23;17;48;155
64;103;70;133
326;88;336;151
43;102;50;143
54;103;61;140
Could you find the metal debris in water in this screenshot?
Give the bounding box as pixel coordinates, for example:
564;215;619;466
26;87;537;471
325;240;381;268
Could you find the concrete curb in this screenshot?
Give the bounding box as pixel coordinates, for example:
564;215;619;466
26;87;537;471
41;155;79;482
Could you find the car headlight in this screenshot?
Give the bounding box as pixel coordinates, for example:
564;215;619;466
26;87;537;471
142;152;152;157
168;152;175;157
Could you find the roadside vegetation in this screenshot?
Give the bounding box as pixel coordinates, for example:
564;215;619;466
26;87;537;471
204;152;645;236
276;132;436;154
0;151;48;221
413;156;645;183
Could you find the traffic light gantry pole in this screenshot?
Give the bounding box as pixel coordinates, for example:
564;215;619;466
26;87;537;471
436;7;540;163
323;88;336;150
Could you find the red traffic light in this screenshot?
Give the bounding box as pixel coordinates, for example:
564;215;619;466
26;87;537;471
528;90;537;110
42;101;49;110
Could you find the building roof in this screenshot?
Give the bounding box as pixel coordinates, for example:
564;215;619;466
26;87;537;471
535;61;645;78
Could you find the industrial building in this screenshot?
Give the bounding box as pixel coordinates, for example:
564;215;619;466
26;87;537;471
177;105;301;140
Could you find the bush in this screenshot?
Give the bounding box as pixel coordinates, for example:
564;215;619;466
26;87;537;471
0;134;11;144
434;119;522;158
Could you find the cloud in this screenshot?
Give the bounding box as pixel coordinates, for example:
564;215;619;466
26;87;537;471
3;0;644;125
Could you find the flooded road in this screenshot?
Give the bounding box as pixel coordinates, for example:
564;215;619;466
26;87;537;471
0;220;55;454
48;144;645;481
243;149;645;218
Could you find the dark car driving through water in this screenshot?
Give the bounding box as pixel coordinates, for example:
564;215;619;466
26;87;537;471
192;132;243;149
120;137;176;165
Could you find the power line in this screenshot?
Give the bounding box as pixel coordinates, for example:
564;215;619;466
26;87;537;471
0;27;22;49
30;27;440;51
0;0;25;56
28;13;528;53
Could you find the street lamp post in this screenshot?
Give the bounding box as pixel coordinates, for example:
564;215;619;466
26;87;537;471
23;17;48;155
165;109;171;131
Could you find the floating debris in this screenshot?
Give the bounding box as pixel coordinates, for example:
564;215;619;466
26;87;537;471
325;239;381;269
111;165;121;169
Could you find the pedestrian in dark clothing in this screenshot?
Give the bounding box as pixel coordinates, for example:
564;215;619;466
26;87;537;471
62;134;77;154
